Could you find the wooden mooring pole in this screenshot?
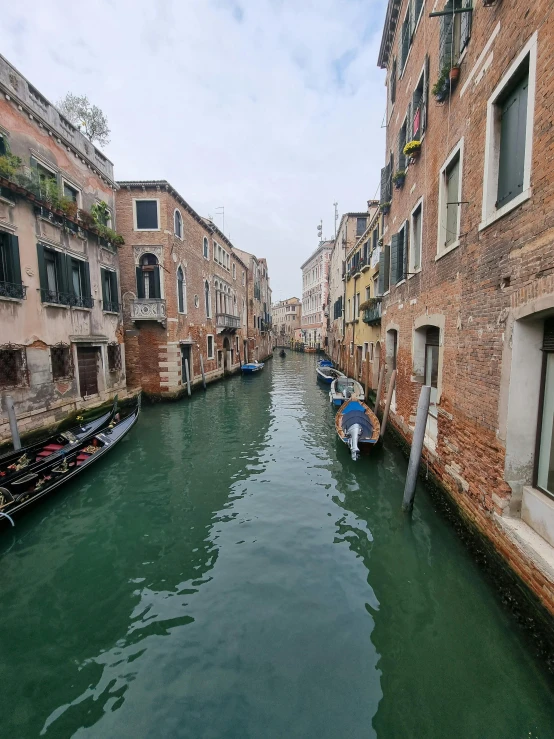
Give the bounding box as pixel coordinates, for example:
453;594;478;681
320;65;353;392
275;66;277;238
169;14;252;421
184;358;192;397
199;354;207;390
4;395;21;450
402;385;431;512
380;369;397;440
374;364;385;416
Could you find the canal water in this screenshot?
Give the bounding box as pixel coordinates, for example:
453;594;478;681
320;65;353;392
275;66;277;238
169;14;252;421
1;353;553;738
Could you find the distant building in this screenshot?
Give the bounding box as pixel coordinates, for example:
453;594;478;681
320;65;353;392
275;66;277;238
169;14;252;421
300;240;332;349
272;297;301;343
233;248;273;362
0;54;127;443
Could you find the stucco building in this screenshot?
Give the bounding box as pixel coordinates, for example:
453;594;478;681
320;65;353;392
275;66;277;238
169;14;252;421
300;240;332;350
233;248;273;362
0;54;127;443
116;181;249;398
272;297;301;343
377;0;554;615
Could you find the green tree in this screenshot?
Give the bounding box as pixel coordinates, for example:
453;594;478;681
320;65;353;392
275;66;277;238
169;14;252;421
57;93;110;148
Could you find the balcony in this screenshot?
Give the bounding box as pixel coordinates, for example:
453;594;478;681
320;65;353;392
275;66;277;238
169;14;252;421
0;281;27;300
131;298;166;324
362;299;382;325
216;313;240;332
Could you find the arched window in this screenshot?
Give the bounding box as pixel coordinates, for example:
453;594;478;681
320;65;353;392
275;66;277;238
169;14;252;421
174;210;183;238
203;237;209;259
136;253;161;299
177;266;186;314
205;280;211;318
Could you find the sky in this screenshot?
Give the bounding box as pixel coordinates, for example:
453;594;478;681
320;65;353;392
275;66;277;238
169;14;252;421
1;0;388;301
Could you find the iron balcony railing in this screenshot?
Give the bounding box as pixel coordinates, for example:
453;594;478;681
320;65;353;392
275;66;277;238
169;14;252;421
0;281;27;300
130;298;166;322
363;300;382;325
216;313;240;329
103;300;121;313
40;289;93;308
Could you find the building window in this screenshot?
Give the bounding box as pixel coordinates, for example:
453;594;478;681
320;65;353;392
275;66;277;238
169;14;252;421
51;343;73;380
350;342;354;356
424;327;440;415
391;223;407;286
410;199;423;273
177;266;186;314
365;286;371;301
101;268;119;312
0;232;24;300
369;342;374;361
107;343;122;373
205;280;211;318
439;0;472;72
481;36;536;230
207;335;215;360
399;3;411;74
0;132;6;156
390;57;397;107
194;295;199;309
356;217;367;237
535;319;554;496
438;141;463;255
0;343;28;388
32;159;57;200
63;181;80;205
386;329;398;371
134;200;159;230
232;263;236;280
398;116;407;171
136;253;161;299
412;56;429;141
242;271;245;286
203;237;209;259
37;244;91;306
70;258;93;308
174;210;183;238
362;342;368;362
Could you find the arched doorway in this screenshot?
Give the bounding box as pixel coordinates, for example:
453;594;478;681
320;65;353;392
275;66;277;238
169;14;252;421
373;341;381;388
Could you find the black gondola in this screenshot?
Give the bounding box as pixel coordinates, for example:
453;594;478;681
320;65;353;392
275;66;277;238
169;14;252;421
0;397;140;523
0;397;119;485
279;349;286;357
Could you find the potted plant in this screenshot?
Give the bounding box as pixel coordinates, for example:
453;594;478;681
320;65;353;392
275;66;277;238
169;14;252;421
380;201;391;215
449;64;460;82
393;169;406;189
403;140;422;162
432;64;451;103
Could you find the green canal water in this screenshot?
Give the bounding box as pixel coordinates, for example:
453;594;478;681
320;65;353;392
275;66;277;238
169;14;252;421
2;353;553;738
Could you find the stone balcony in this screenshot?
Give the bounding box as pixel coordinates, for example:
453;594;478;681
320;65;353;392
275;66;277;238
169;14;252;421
130;298;166;325
216;313;240;332
362;300;382;325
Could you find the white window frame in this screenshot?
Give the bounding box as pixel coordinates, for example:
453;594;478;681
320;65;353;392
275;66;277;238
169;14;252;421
479;32;537;232
133;198;161;232
436;138;464;260
176;264;187;315
409;196;423;276
207;334;215;360
61;177;82;208
205;280;212;319
174;209;183;240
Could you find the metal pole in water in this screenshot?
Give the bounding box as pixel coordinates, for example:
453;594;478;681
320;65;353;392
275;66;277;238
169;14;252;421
374;364;385;415
199;354;207;390
184;358;192;397
380;369;397;439
5;395;21;450
402;385;431;512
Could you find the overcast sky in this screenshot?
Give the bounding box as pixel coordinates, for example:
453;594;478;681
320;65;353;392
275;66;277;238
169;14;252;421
1;0;387;301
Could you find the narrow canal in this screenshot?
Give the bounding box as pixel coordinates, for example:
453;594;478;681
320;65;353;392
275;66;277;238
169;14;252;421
2;353;553;738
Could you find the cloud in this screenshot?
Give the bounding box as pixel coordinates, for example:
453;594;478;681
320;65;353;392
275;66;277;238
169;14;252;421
0;0;388;301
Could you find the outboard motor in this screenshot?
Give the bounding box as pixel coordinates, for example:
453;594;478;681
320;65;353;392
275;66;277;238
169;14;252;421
348;423;363;461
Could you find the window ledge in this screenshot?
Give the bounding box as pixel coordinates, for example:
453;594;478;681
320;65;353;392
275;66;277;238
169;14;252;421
478;188;532;232
435;240;460;261
394;279;406;288
408;268;421;279
0;295;24;304
103;310;120;315
42;302;70;309
134;228;161;232
71;306;92;313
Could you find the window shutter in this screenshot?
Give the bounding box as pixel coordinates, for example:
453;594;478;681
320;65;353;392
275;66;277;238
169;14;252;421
380;165;389;203
439;2;454;71
406;101;413;143
384;243;391;291
410;0;416;35
543;319;554;352
398;128;406;171
136;266;145;298
101;268;108;307
422;54;430;133
460;0;472;52
497;75;529;209
390;233;399;285
402;220;409;280
60;253;72;298
390;58;397;104
36;243;48;293
378;249;385;295
153;266;161;299
7;234;22;285
398;27;403;76
83;261;91;299
111;271;118;306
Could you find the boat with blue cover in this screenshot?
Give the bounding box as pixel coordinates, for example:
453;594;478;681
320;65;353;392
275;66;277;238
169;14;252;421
317;358;334;368
316;365;345;385
329;377;365;407
241;361;264;374
335;399;380;460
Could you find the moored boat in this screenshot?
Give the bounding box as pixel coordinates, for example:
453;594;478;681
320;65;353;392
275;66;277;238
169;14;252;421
316;365;345;385
279;350;286;358
335;399;380;461
329;377;365;407
0;398;140;523
241;361;264;374
317;358;334;368
0;398;118;484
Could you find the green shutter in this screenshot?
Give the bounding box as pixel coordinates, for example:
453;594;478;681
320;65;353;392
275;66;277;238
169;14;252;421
136;266;144;298
7;234;22;285
0;135;6;157
153;266;161;299
110;271;118;308
384;243;391;292
101;268;108;307
378;248;385;295
422;54;430;133
440;2;454;70
37;243;48;297
59;252;72;300
390;233;399;286
83;261;91;300
460;0;472;52
497;74;529;209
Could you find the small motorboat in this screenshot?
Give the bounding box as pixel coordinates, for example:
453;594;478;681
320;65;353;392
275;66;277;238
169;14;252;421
0;398;140;523
0;397;119;484
335;399;380;461
317;358;334;368
242;361;264;374
329;377;365;407
316;365;345;385
279;350;286;358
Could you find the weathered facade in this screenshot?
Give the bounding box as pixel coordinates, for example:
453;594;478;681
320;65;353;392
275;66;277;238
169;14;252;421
116;182;251;397
233;248;273;362
0;54;127;443
301;240;332;349
377;0;554;614
272;297;301;343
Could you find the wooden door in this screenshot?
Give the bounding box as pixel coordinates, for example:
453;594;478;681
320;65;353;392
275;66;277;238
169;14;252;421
77;347;98;397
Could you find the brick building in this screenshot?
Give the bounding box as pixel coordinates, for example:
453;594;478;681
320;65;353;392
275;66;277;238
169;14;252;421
233;248;273;362
272;297;301;343
116;181;249;397
377;0;554;614
0;54;127;443
301;240;333;350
